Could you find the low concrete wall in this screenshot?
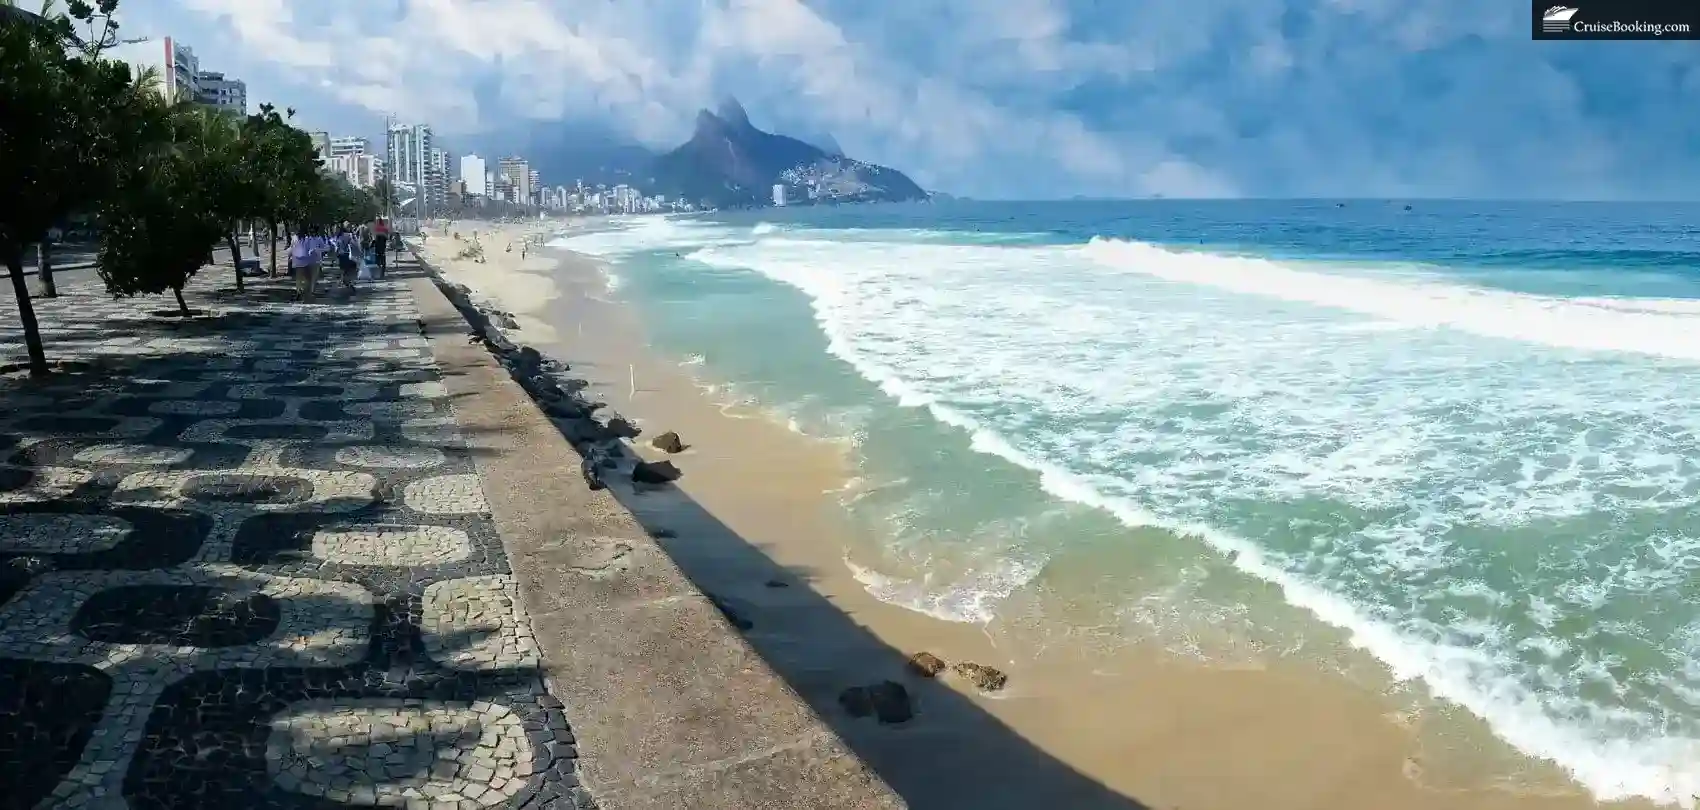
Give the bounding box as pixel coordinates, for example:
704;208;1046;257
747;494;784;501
403;253;906;810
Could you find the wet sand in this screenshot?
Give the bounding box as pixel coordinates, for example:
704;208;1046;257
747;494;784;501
416;221;1629;810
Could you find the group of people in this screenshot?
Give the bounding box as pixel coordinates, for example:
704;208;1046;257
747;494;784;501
286;218;390;303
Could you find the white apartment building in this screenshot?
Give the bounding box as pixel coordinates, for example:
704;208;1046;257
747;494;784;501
195;71;246;115
111;37;199;102
328;154;378;189
498;157;531;206
460;155;487;196
329;137;369;160
386;124;433;215
772;184;787;206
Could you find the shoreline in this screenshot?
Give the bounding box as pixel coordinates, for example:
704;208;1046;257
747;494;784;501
415;221;1626;810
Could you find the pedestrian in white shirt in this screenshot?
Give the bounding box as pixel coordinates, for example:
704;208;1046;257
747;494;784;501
288;225;327;302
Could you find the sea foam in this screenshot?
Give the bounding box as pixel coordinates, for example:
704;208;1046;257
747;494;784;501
679;228;1700;805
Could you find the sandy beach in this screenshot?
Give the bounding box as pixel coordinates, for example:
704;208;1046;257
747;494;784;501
415;220;1631;810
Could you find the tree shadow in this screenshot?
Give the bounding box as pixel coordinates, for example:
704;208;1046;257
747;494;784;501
418;253;1153;810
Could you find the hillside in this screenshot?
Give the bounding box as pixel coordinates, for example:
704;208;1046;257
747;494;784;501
652;99;927;208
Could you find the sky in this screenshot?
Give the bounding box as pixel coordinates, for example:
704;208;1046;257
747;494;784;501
111;0;1700;200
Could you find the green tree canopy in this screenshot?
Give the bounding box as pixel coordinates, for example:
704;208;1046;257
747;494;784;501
95;101;230;316
0;0;156;372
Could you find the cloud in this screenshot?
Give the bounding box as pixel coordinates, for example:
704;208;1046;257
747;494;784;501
130;0;1700;199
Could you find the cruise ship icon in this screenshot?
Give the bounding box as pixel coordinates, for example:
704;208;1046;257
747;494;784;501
1542;5;1579;31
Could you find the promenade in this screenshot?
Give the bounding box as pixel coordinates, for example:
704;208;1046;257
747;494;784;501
0;261;590;809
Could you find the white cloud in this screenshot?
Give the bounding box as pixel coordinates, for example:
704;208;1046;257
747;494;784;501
147;0;1700;199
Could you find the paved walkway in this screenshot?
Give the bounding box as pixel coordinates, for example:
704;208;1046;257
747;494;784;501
0;266;590;809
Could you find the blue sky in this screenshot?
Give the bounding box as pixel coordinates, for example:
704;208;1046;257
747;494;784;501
115;0;1700;199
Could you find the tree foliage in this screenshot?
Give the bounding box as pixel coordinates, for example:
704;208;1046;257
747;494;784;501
0;0;155;371
96;104;231;316
2;0;353;370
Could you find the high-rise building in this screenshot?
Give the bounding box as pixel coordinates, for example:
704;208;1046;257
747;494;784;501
429;147;452;208
460;155;487;196
386;124;433;215
527;170;541;205
308;131;332;162
772;184;787;207
498;157;531;206
111;37;199;102
329;137;369;160
328;154;378;189
194;70;246;115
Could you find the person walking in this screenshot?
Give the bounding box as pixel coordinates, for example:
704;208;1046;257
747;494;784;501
288;225;326;303
334;225;360;291
371;217;390;278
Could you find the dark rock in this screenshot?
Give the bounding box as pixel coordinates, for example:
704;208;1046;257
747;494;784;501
529;375;563;399
647;527;677;539
763;579;789;588
499;312;520;330
579;457;605;491
558;419;612;445
650;431;686;453
951;662;1008;692
602;415;639;439
706;595;752;630
515;346;543;374
906;652;947;678
544;401;589;420
630;460;681;485
837;681;914;724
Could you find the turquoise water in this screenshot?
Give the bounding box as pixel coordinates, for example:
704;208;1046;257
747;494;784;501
553;200;1700;805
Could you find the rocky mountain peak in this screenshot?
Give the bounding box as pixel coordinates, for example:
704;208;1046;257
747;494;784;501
715;96;752;129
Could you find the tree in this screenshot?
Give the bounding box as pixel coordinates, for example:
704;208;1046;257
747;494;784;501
0;0;152;373
95;100;230;317
6;0;125;301
243;103;319;276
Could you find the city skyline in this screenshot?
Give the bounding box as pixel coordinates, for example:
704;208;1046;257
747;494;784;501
308;119;684;216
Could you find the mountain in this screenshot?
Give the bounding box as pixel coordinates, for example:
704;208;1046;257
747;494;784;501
652;98;927;209
798;131;845;157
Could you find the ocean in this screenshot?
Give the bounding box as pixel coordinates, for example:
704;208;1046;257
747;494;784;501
551;200;1700;805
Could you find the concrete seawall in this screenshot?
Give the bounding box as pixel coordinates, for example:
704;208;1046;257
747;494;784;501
404;249;906;809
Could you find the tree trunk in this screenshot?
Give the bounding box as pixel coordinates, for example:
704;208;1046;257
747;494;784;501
269;221;279;277
33;241;57;298
4;243;50;376
172;285;190;317
226;233;245;292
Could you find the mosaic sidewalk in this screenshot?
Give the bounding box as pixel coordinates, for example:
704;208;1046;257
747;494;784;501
0;269;590;810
